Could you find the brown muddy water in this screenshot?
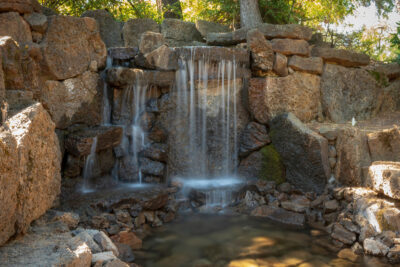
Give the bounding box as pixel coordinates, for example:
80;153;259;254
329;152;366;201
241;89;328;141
135;213;389;267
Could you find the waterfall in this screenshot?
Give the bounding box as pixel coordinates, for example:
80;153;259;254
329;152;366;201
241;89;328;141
112;73;149;184
174;48;239;178
101;55;113;125
82;136;98;193
173;47;242;207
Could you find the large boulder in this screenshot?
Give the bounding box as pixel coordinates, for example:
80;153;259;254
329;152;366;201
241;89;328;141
195;20;230;39
136;45;178;71
249;72;321;124
0;103;61;245
247;29;274;72
0;128;19;246
269;113;330;193
81;9;124;48
40;15;106;80
40;71;102;129
373;62;400;81
0;12;32;44
367;162;400;200
312;47;370;67
161;18;203;46
334;126;371;186
239;122;271;156
0;0;41;14
238;145;285;184
123;18;160;47
367;127;400;162
320;63;382;123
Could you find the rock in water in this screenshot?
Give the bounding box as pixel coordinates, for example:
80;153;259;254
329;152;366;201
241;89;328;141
269;113;330;194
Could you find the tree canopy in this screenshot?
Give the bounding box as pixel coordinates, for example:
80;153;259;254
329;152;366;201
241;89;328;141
39;0;399;62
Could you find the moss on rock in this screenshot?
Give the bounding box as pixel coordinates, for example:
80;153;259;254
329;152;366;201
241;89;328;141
259;145;286;184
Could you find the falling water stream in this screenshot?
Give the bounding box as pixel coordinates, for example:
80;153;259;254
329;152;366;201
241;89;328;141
173;47;242;207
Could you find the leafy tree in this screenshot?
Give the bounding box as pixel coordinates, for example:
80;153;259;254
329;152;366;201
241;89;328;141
390;22;400;63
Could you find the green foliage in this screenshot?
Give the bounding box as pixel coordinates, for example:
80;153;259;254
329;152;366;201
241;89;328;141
259;145;285;185
390;22;400;63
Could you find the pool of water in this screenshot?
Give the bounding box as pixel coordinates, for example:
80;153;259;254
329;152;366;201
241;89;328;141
135;213;380;267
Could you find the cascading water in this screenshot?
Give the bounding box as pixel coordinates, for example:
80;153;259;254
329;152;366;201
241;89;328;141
173;47;243;207
102;55;113;126
82;136;98;193
112;73;149;184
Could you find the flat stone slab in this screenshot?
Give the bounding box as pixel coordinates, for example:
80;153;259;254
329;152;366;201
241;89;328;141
206;23;312;45
106;67;176;87
108;47;138;61
312;47;370;67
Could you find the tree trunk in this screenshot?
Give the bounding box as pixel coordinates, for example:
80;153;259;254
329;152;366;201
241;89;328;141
159;0;183;19
240;0;263;28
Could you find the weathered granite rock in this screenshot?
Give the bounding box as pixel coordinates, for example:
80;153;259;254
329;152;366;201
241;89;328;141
137;45;178;71
271;39;309;56
65;126;123;157
23;12;47;33
0;12;32;44
81;9;124;48
238;145;285;184
123;18;160;47
0;128;19;246
320;64;382;123
139;31;165;54
206;23;312;45
249;72;321;124
40;16;107;80
239;122;270;156
0;36;24;90
367;162;400;200
106;67;175;88
270;113;330;193
0;103;61;245
367;127;400;162
312;47;370;67
273;53;288;77
161;18;203;46
111;231;142;250
247;29;274;72
41;71;101;129
388;245;400;264
251;205;305;227
195;20;230;39
335;127;371;186
288;55;323;75
0;52;4;101
0;0;41;14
